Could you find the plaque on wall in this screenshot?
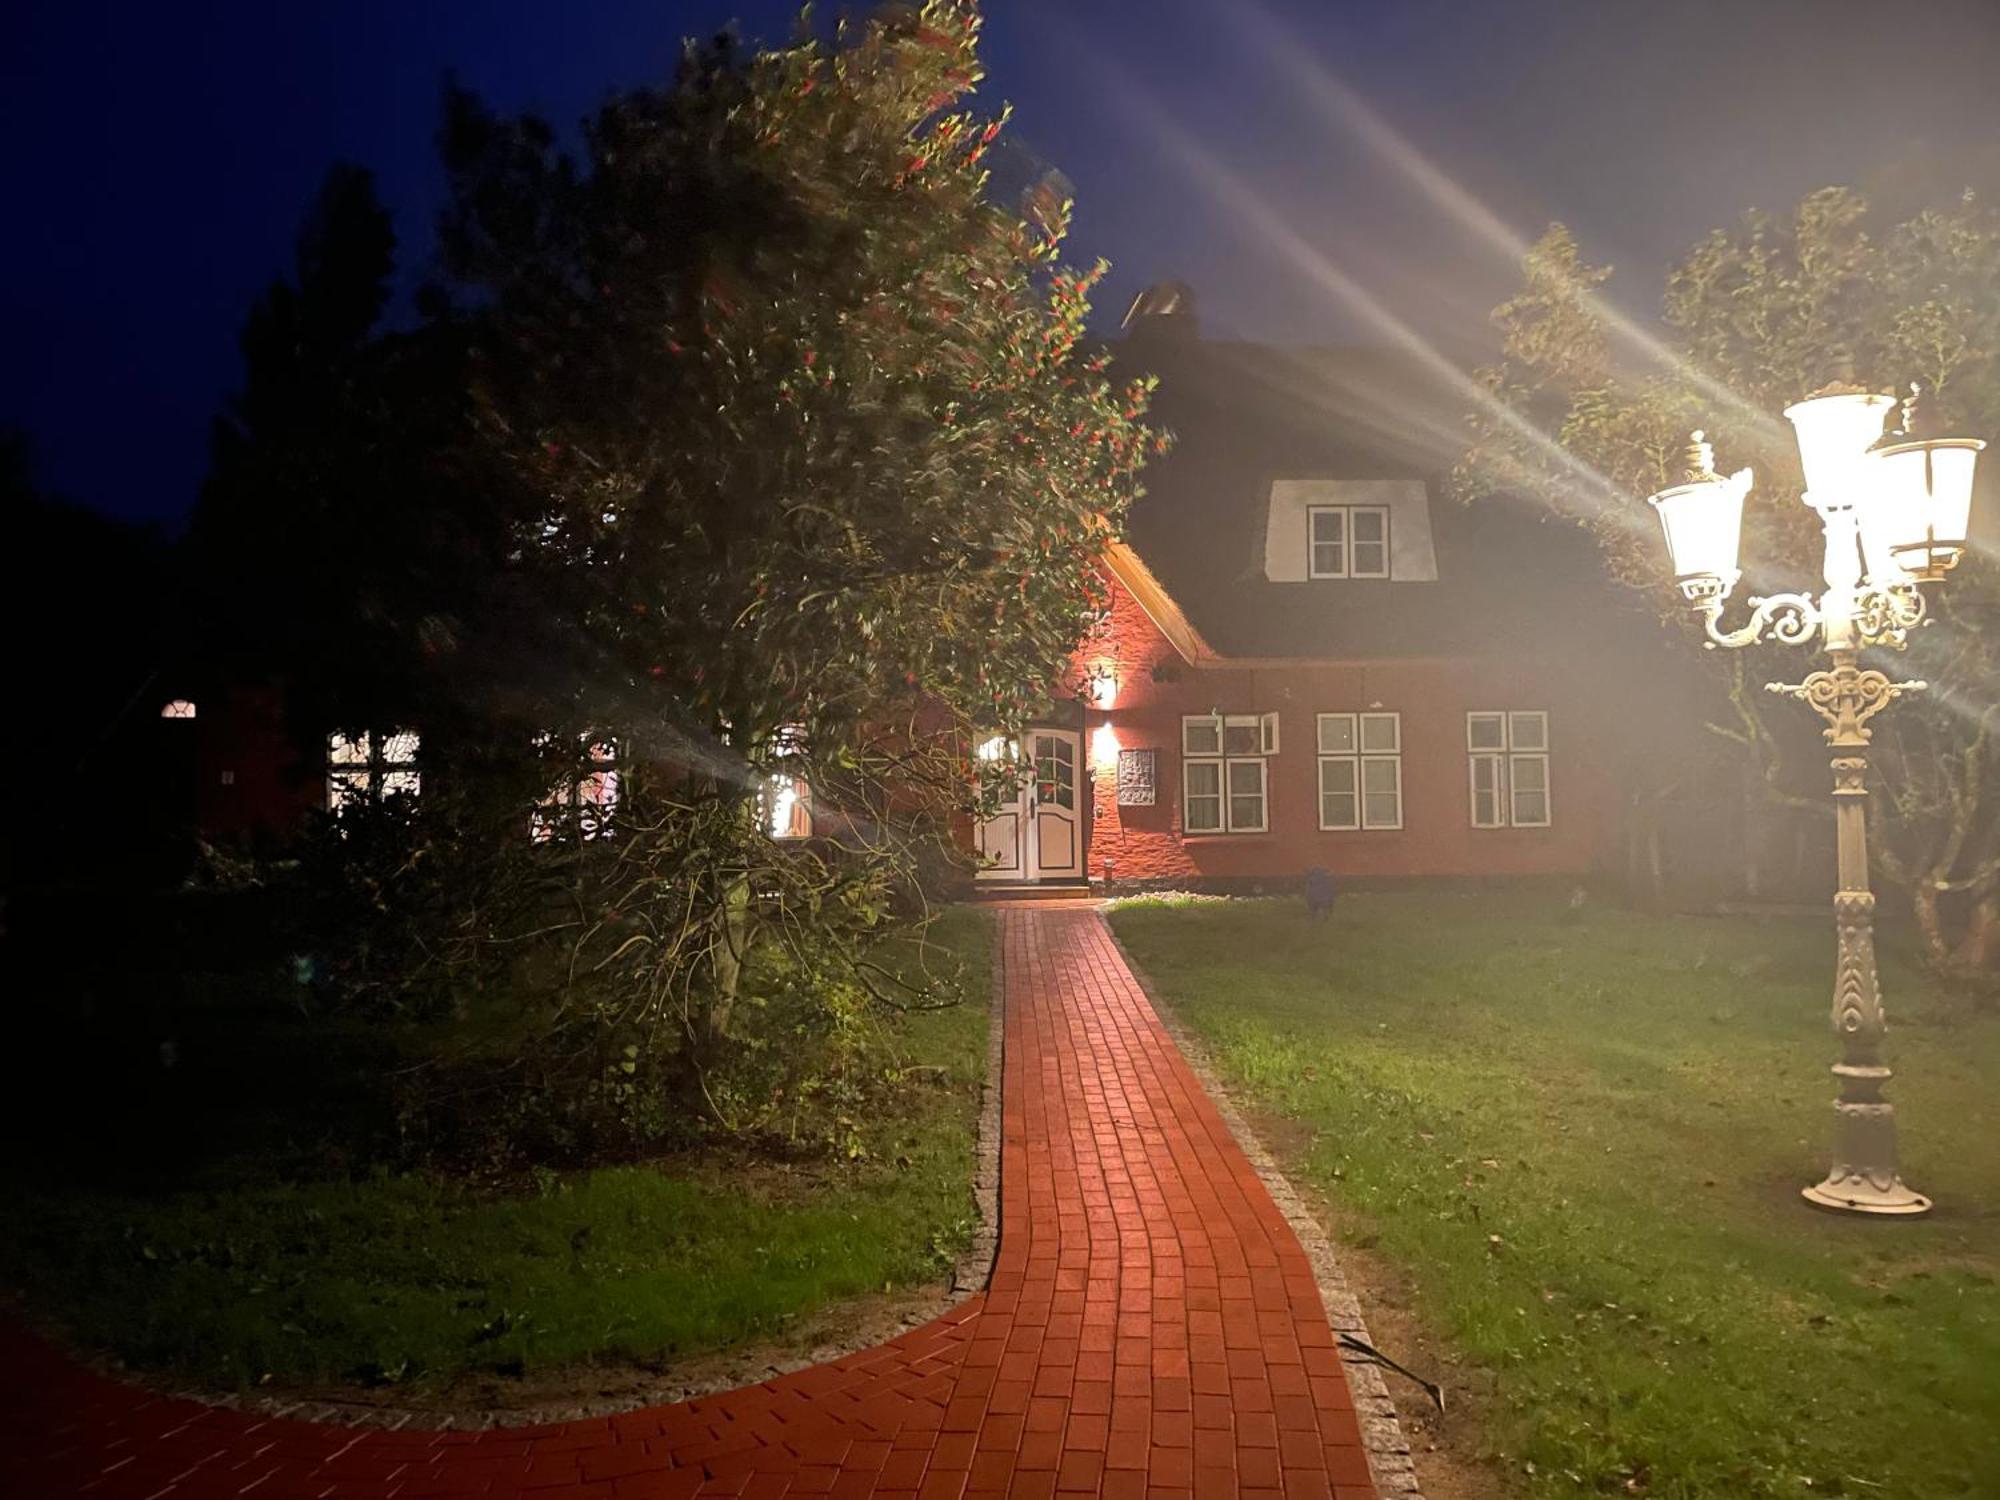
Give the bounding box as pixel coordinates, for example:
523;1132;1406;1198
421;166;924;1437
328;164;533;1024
1115;748;1156;806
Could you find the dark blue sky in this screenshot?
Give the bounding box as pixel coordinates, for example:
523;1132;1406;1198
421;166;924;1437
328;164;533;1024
5;0;1997;525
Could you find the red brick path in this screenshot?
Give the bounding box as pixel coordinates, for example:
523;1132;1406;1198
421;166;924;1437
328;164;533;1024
0;909;1376;1499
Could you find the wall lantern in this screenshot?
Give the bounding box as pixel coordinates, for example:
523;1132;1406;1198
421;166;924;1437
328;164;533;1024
1091;723;1120;770
1087;665;1119;710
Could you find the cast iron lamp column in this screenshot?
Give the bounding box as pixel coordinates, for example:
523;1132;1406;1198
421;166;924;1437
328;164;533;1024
1646;386;1986;1217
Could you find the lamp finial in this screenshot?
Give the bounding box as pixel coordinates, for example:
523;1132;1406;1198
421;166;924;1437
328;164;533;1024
1684;429;1718;484
1901;380;1933;439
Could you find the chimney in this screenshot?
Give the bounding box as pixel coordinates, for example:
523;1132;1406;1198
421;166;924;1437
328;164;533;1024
1120;280;1199;344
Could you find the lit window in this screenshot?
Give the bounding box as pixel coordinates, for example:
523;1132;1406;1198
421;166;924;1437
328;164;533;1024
1308;505;1390;579
533;736;621;841
327;729;421;811
160;699;197;719
1182;714;1277;834
766;725;812;840
1317;712;1402;830
1468;711;1550;828
768;774;812;839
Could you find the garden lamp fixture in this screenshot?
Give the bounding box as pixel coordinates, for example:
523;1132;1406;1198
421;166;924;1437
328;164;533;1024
1646;384;1987;1217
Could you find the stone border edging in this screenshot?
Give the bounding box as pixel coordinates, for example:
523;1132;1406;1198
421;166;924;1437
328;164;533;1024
1100;913;1427;1499
951;907;1006;1296
115;915;1010;1432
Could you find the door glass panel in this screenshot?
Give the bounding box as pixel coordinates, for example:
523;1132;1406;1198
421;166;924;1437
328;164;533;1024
1034;734;1075;810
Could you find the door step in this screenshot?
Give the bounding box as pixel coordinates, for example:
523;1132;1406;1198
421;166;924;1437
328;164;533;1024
971;881;1093;903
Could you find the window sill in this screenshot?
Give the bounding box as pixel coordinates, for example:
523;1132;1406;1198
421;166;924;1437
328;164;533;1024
1180;830;1270;840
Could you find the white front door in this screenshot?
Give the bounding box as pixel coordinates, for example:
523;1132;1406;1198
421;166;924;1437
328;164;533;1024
975;728;1084;881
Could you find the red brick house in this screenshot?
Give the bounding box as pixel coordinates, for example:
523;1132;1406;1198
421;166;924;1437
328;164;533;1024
970;291;1643;893
156;291;1667;894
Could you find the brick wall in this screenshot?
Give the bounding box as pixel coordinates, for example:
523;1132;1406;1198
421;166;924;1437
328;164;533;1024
1078;567;1621;887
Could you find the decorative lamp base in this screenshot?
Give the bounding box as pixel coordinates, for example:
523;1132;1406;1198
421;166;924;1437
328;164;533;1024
1801;1178;1932;1217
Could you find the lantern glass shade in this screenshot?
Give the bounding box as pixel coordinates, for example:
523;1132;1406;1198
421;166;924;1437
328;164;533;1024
1855;490;1920;584
1870;436;1985;577
1783;390;1896;509
1648;468;1751;601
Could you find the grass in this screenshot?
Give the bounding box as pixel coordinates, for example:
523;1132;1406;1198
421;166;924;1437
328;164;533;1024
0;907;992;1396
1108;891;2000;1500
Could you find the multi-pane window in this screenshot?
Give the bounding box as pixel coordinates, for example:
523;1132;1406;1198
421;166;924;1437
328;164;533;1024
1307;505;1390;579
1182;714;1277;834
767;725;812;840
327;729;420;811
160;699;197;720
1317;712;1402;830
534;736;621;841
1468;711;1551;828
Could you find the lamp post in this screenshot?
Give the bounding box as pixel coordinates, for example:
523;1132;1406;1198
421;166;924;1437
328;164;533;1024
1646;383;1986;1217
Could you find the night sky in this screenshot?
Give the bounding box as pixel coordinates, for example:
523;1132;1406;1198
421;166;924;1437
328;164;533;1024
5;0;1997;527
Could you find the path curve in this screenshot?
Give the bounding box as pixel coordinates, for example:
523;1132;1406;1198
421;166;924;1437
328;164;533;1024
1;909;1377;1498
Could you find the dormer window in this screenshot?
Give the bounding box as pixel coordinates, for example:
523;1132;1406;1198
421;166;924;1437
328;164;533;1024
1267;481;1434;584
1308;505;1390;579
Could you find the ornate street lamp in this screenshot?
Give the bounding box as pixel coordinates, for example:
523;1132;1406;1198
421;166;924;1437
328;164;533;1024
1646;384;1986;1217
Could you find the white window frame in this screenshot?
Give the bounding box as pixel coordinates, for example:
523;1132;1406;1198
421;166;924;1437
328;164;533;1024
1182;713;1274;834
1467;711;1551;829
1317;712;1403;830
327;729;421;812
1307;504;1391;580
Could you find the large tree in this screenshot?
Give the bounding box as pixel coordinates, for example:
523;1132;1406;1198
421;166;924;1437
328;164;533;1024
288;1;1159;1146
0;433;173;892
188;163;499;738
1459;189;2000;967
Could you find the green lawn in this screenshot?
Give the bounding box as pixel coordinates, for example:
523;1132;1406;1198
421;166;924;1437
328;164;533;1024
1109;892;2000;1500
0;907;992;1396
